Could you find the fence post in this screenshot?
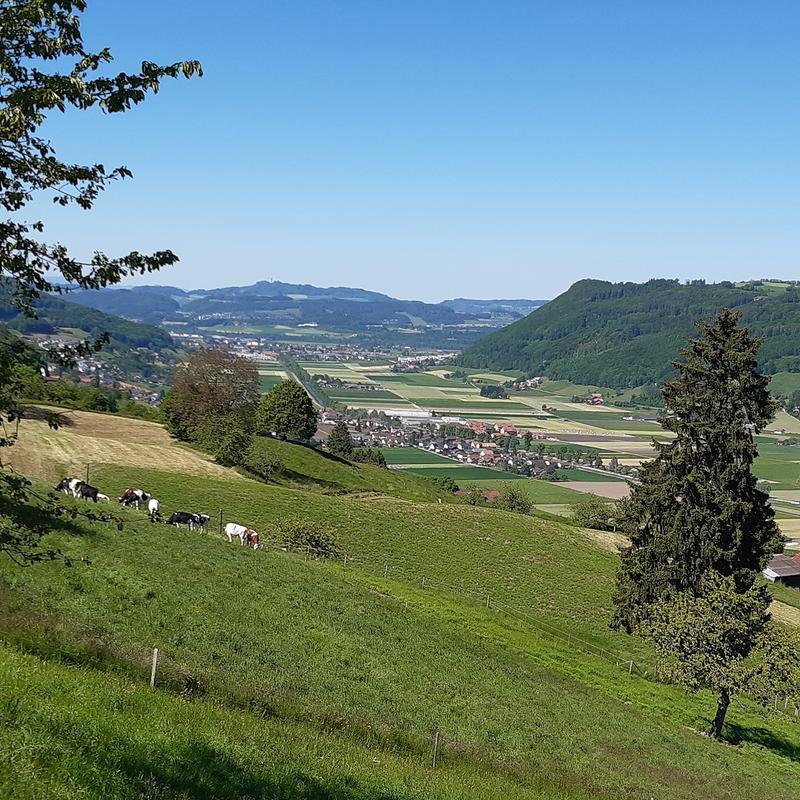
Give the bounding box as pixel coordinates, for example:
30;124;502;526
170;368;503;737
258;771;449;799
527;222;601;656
422;577;426;589
628;660;633;676
85;463;90;484
218;509;223;536
485;594;490;609
344;554;348;566
431;730;440;769
384;563;389;578
150;647;159;689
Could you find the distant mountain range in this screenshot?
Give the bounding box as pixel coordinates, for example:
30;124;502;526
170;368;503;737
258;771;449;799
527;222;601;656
61;280;548;335
459;278;800;388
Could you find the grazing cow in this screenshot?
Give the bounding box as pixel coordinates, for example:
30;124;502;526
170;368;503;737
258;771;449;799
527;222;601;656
118;488;151;510
53;477;82;497
225;523;259;549
166;511;207;531
195;513;210;532
245;529;260;550
224;522;248;545
147;497;160;522
74;482;100;502
96;493;110;502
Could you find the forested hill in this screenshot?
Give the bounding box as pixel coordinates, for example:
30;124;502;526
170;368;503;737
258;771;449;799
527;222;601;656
0;285;174;352
458;278;800;387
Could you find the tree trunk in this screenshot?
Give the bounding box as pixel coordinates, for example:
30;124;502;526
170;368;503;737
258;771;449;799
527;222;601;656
708;688;730;739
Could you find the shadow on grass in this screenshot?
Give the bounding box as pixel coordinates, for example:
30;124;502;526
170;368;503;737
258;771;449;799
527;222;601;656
724;721;800;761
41;718;409;800
16;404;76;429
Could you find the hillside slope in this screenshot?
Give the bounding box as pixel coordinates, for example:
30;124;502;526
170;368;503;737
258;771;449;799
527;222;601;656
459;278;800;387
1;409;800;798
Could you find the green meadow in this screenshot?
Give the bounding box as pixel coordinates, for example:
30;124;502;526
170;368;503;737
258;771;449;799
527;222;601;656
4;412;800;799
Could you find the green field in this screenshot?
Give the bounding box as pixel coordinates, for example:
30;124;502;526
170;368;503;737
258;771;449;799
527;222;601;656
370;372;463;387
258;374;283;392
751;442;800;490
381;447;457;465
3;413;800;798
404;465;524;481
325;387;404;401
768;372;800;398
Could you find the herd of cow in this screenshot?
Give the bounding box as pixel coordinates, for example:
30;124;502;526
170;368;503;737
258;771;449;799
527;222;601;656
52;477;260;549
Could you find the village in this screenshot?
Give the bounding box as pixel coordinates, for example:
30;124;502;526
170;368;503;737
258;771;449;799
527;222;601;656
319;405;639;482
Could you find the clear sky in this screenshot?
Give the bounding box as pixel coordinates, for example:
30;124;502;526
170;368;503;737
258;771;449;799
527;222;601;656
35;1;800;301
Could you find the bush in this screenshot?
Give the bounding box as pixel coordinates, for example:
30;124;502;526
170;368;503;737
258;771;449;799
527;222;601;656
495;487;532;515
479;384;507;399
571;493;616;530
350;447;386;468
192;415;253;467
426;475;457;494
278;520;341;559
243;439;286;482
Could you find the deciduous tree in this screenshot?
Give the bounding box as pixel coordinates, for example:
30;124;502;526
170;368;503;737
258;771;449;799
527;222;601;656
255;380;317;442
163;349;260;442
643;572;799;739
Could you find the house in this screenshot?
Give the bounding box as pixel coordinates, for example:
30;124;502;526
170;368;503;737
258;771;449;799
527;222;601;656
762;554;800;587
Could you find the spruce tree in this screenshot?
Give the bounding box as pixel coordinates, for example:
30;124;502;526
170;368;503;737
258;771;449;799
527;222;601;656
327;420;353;457
612;309;780;633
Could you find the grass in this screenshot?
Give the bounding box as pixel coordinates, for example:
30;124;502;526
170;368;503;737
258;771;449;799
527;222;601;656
247;436;462;502
325;388;404;400
381;447;458;465
370;373;464;387
404;398;532;411
403;465;526;481
4;410;800;798
4;471;800;799
259;374;283;392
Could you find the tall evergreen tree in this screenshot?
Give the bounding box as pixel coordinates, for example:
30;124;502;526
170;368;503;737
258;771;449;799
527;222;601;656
612;309;780;633
326;421;353;457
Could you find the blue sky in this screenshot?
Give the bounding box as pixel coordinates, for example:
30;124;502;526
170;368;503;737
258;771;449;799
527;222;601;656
35;1;800;301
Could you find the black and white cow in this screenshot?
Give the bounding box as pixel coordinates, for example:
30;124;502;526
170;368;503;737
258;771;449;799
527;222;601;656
53;477;82;496
53;477;100;502
165;511;208;531
74;482;100;502
118;488;151;510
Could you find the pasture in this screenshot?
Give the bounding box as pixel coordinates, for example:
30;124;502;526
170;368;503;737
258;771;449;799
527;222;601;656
3;410;800;798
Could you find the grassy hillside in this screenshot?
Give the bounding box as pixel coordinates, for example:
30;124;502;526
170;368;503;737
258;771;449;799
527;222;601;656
2;410;800;798
459;278;800;387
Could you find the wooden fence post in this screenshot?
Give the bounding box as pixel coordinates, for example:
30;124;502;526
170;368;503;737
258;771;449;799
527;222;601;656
150;647;159;689
431;730;440;769
628;660;633;675
218;509;223;536
422;577;426;589
485;594;490;609
384;563;389;578
85;463;90;484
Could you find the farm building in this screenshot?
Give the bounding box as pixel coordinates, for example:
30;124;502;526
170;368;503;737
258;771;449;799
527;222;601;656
762;554;800;587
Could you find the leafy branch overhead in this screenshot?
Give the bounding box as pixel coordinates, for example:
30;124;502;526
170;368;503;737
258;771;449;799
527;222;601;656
0;0;200;565
0;0;202;312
